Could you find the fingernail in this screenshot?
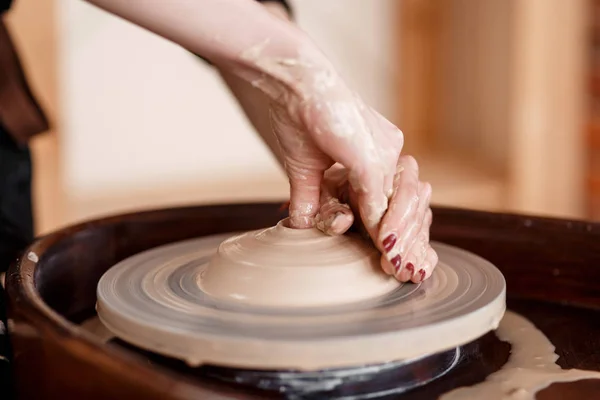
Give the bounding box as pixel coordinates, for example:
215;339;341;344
406;263;415;275
330;212;342;225
418;269;426;282
391;255;402;271
383;234;396;252
326;212;346;234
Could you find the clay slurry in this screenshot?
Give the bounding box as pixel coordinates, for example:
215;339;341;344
440;311;600;400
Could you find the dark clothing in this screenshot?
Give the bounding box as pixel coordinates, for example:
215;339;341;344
0;0;11;14
0;124;28;398
0;125;33;270
1;2;38;396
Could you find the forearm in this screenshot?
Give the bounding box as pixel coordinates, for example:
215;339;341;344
220;71;285;167
84;0;317;94
218;1;291;169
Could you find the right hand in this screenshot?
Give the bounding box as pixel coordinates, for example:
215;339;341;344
253;47;404;236
242;35;405;243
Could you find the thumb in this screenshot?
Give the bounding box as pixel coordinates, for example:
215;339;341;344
315;175;354;236
286;163;325;229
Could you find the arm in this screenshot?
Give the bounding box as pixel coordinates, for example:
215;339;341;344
218;1;291;167
84;0;399;239
220;71;285;166
84;0;438;282
84;0;324;100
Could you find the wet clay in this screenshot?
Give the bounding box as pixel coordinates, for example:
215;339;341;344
440;310;600;399
199;219;399;308
96;234;505;370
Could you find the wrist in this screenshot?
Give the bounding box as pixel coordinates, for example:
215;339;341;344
224;35;330;103
214;1;336;106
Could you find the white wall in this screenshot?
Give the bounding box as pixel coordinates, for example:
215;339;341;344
58;0;398;201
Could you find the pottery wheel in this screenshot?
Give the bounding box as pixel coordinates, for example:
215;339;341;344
97;220;506;372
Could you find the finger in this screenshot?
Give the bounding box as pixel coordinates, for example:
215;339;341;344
363;107;402;199
286;161;324;229
380;254;395;275
397;208;432;282
412;244;438;283
392;184;430;281
351;166;389;242
302;97;391;239
396;180;431;255
369;107;405;151
378;156;421;270
370;108;405;200
315;132;389;241
315;178;354;235
394;182;431;279
319;210;354;235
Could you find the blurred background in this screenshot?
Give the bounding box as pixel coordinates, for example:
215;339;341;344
3;0;594;235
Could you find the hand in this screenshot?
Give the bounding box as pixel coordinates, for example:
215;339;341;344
312;158;437;283
222;3;437;281
267;69;404;237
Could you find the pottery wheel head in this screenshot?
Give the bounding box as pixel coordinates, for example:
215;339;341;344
96;220;506;371
200;219;400;308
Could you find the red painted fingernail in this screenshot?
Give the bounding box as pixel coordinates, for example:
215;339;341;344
418;269;426;282
383;234;396;252
406;263;414;275
391;255;402;271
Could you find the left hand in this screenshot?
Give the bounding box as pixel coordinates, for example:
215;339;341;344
313;157;438;283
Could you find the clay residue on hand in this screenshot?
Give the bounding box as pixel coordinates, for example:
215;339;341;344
288;201;318;229
239;37;407;241
365;198;389;229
